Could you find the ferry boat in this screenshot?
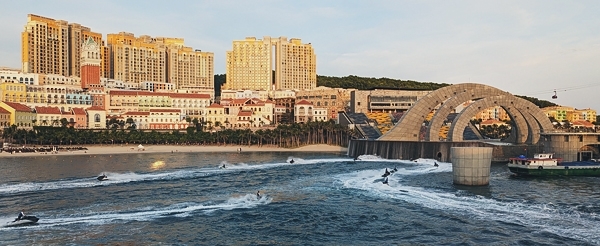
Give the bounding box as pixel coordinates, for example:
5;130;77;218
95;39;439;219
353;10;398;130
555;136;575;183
508;153;600;176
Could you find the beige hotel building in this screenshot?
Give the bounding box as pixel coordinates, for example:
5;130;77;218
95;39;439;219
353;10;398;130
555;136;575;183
107;32;214;91
22;14;214;95
224;36;316;92
22;14;107;78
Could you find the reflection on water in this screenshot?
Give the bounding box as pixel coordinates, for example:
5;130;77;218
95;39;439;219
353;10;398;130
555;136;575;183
150;160;166;170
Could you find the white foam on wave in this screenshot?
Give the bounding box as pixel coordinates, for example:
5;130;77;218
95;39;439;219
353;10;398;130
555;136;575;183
356;155;407;163
336;168;600;244
0;157;354;195
0;193;272;230
284;157;351;165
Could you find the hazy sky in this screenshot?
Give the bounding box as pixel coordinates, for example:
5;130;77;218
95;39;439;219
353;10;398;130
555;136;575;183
1;0;599;111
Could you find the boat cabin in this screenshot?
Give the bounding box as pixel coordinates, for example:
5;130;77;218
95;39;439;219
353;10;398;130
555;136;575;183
509;153;560;166
533;153;554;159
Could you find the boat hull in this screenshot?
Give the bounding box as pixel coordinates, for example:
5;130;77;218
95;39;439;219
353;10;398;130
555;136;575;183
508;165;600;176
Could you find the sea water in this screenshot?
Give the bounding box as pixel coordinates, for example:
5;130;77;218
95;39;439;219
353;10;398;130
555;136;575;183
0;151;598;245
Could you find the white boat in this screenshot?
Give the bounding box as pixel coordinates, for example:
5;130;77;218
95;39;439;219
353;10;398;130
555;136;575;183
508;153;600;176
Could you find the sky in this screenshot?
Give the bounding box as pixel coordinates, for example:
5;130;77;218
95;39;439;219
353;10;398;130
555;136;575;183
1;0;599;111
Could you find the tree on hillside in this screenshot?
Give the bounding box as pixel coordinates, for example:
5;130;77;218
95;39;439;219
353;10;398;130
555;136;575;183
515;95;557;108
316;75;451;90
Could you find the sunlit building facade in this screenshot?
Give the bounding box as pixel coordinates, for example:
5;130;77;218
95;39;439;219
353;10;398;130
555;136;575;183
108;32;214;90
225;36;316;91
21;14;104;77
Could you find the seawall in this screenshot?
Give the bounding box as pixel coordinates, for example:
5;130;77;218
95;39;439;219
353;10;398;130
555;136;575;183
348;139;544;162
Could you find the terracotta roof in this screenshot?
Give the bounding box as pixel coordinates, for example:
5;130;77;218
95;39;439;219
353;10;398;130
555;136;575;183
296;99;313;105
109;90;210;99
237;110;253;116
480;119;506;126
3;102;32;112
170;93;211;99
123;111;150;116
110;90;169;97
572;120;594;128
0;107;10;114
207;103;224;108
72;108;87;115
231;98;250;105
86;106;105;111
149;109;181;113
35;106;62;114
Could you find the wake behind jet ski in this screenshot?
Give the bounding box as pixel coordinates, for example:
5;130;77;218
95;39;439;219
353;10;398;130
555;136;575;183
97;174;108;181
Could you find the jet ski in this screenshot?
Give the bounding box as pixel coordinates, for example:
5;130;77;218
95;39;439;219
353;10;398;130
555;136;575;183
219;164;226;169
289;159;295;164
4;215;39;227
97;174;108;181
381;168;391;177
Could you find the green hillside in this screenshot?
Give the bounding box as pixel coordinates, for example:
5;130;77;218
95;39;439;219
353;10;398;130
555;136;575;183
317;75;450;90
214;74;557;108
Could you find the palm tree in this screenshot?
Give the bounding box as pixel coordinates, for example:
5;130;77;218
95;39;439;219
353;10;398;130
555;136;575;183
60;118;69;128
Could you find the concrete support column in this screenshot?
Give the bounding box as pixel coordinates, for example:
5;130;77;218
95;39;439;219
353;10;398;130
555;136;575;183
451;147;493;186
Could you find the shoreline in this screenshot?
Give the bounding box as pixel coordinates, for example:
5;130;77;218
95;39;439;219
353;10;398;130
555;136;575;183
0;144;348;158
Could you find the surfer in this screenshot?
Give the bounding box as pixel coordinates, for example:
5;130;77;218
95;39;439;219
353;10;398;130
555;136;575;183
256;191;261;199
290;159;295;164
220;164;226;169
382;177;389;185
434;162;439;167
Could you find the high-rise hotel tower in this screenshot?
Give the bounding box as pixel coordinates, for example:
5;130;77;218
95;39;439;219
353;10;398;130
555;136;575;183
21;14;106;77
225;36;316;91
107;32;214;90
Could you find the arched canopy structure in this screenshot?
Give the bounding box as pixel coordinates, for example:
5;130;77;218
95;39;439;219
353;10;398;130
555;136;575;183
447;95;552;144
378;83;553;144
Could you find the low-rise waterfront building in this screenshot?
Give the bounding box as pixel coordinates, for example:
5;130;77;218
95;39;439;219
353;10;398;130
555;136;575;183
0;81;27;103
203;103;227;129
34;106;63;127
295;87;352;120
0;107;10;127
350;89;430;114
86;106;107;129
294;99;329;123
0;69;39;85
0;101;35;128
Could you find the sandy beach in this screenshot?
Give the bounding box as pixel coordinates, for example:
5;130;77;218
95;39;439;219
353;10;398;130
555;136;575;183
0;144;348;158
